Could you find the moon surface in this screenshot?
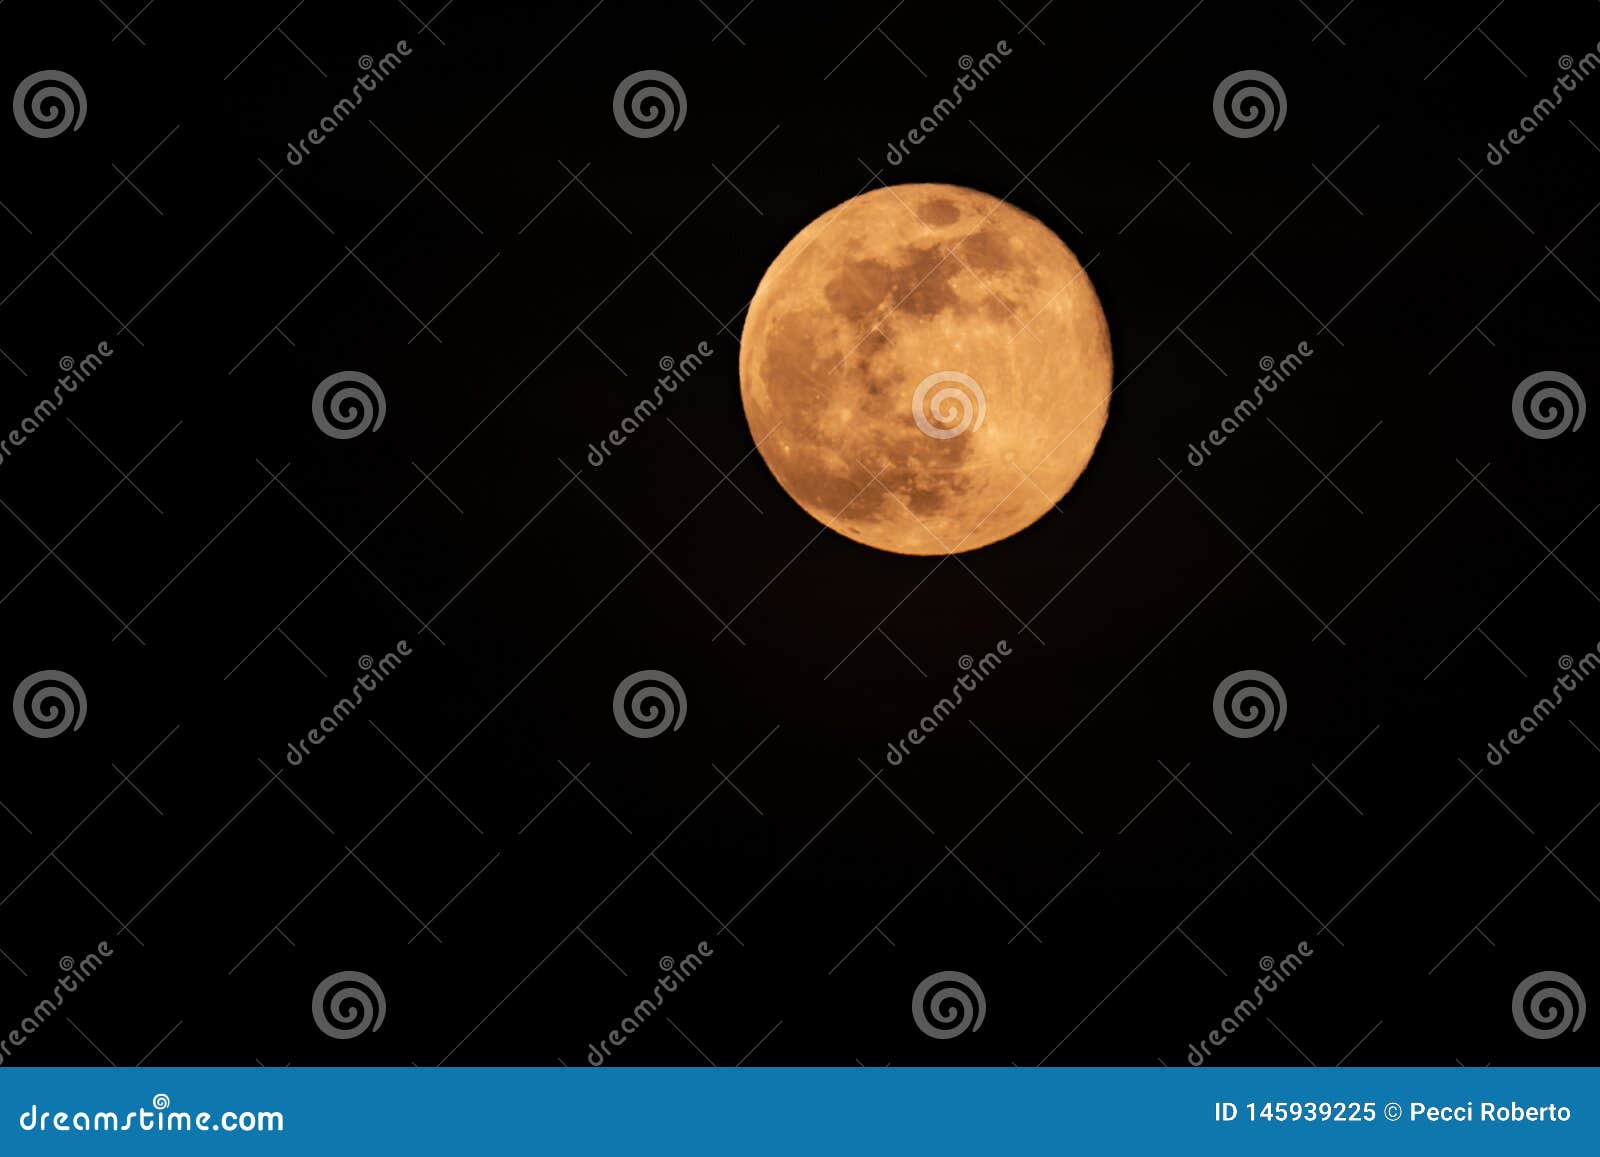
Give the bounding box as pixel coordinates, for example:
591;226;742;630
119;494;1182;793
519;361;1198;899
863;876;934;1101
739;183;1111;555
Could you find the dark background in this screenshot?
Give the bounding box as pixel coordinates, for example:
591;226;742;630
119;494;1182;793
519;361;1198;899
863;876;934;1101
0;0;1596;1066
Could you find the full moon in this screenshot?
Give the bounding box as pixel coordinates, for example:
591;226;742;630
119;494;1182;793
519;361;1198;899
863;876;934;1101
739;183;1111;555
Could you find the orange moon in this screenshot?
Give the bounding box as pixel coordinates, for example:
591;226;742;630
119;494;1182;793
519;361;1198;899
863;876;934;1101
739;183;1111;555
